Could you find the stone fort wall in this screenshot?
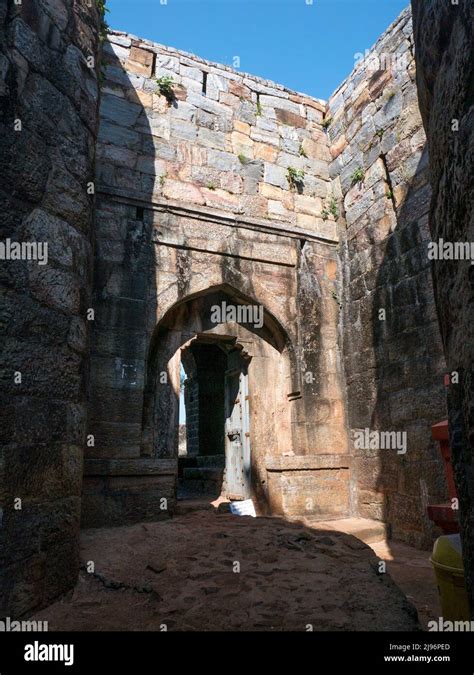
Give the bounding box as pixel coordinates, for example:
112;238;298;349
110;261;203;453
411;0;474;610
86;10;450;548
327;8;448;547
84;29;351;527
0;1;102;617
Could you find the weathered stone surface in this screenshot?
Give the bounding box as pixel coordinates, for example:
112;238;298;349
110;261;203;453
163;179;205;204
0;0;102;618
411;0;474;614
275;108;307;128
127;46;154;78
327;6;449;549
263;162;288;189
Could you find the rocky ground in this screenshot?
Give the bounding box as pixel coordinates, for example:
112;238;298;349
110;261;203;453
34;511;420;631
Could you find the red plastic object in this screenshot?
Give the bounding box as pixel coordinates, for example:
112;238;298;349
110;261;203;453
432;420;457;500
427;504;459;534
427;420;460;534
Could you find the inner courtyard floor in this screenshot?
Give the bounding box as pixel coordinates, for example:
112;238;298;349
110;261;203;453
32;510;441;632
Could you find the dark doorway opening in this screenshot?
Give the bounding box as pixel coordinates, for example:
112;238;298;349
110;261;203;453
178;341;226;500
177;337;251;502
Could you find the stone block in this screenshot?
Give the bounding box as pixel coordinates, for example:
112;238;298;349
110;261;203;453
201;187;239;211
231;130;254;154
127;46;154;77
98;120;141;151
234;120;250;135
275;108;307;128
307;107;324;125
207;73;228;100
207;149;239;172
368;68;393;101
236;100;256;126
103;41;129;61
169;118;195;141
106;65;144;90
180;75;202;93
100;94;142;127
255;142;278;162
296;214;338;241
180;64;203;82
259;182;293;210
250;127;279;147
259;95;302;115
170;100;196;122
281;136;300;154
267;467;350;518
295;194;323;216
81;474;176;528
268;200;289;218
219;91;241;107
228;80;251;99
163;179;204;204
155;53;180;73
197;127;227;150
187;91;229;116
108;34;132;48
263;162;288;189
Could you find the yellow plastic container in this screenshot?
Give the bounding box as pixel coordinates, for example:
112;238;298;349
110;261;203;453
430;534;470;621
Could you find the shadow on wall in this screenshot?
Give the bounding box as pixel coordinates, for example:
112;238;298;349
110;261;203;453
85;41;303;523
84;40;159;524
0;1;101;618
369;146;449;549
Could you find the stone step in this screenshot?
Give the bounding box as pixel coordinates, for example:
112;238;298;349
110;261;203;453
305;517;388;545
179;478;222;496
183;467;224;481
178;455;225;479
196;455;225;468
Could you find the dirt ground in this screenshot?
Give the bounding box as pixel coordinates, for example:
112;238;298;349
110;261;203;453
34;510;421;631
372;540;441;630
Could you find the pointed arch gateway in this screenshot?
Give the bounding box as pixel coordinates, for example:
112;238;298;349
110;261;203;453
141;283;300;506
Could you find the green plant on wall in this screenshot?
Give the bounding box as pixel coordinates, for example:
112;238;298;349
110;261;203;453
98;68;106;89
256;99;263;116
328;194;339;220
206;183;216;191
238;153;248;164
159;174;167;188
156;75;174;102
321;194;339;221
298;143;308;158
322;117;332;129
286;166;305;190
350;167;365;186
96;0;110;43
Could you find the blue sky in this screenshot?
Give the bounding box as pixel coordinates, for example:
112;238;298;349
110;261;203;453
107;0;408;100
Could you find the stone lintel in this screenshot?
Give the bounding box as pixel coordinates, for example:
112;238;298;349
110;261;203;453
265;454;352;472
97;187;340;246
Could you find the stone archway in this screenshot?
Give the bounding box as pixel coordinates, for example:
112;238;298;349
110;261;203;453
141;283;297;510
